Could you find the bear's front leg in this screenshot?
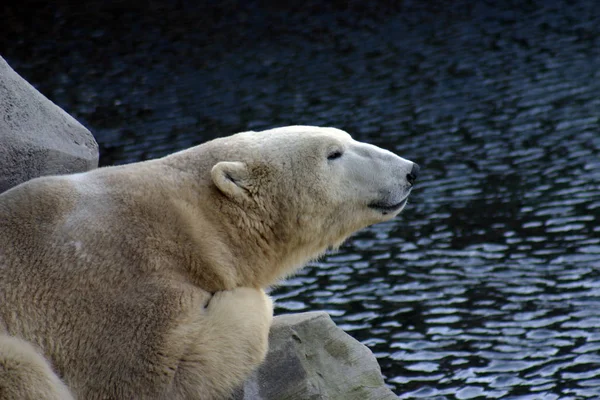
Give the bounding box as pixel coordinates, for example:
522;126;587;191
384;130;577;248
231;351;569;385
166;287;273;400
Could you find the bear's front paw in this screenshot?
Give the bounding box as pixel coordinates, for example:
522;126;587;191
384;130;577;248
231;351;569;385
206;288;272;366
208;287;273;327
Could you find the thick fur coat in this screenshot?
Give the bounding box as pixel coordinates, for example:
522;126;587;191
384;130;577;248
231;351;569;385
0;126;417;399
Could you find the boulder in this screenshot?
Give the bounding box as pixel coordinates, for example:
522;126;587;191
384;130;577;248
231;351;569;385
0;56;98;193
232;312;397;400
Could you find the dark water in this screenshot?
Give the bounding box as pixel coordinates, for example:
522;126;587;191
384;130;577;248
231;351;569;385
3;0;600;398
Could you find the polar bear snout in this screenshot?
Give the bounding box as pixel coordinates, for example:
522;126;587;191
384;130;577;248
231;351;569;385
406;163;420;186
365;156;418;216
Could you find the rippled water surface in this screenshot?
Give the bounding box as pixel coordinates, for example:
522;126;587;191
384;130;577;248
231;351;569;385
3;0;600;397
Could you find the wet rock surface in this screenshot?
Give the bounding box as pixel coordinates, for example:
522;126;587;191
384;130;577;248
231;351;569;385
232;312;397;400
3;0;600;398
0;56;98;193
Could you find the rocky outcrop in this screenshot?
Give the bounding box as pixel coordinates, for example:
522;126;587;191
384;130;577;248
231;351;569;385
233;312;397;400
0;56;98;193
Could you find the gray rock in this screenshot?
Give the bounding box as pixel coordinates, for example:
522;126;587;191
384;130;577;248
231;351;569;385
0;56;98;193
233;312;397;400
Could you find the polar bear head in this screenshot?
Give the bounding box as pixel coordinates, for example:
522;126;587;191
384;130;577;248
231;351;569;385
173;126;418;284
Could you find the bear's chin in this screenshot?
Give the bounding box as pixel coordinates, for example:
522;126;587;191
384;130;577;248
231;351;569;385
368;196;409;216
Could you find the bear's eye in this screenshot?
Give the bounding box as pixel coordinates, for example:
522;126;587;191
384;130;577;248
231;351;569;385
327;151;343;161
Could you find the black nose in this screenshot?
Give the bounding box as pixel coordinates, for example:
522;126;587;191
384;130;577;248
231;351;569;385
407;163;420;185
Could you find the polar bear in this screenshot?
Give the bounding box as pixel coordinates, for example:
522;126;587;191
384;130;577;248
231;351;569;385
0;126;418;399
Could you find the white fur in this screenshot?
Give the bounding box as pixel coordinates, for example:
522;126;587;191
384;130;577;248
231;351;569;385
0;126;416;399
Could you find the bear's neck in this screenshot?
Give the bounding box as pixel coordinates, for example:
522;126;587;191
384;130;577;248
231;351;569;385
225;210;339;290
161;160;335;290
183;193;327;291
211;204;310;289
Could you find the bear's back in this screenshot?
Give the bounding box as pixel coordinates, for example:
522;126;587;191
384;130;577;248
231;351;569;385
0;171;206;396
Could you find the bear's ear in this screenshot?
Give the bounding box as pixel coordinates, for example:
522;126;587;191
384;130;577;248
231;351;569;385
211;161;251;200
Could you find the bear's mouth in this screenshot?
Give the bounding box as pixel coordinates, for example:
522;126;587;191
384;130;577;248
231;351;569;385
368;196;409;215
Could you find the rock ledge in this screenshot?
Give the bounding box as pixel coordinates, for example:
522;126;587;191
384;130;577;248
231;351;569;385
0;56;98;193
233;311;397;400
